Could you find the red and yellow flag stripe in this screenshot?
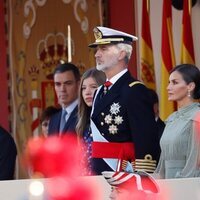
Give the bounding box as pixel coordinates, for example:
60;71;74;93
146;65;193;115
180;0;195;64
160;0;176;120
140;0;156;90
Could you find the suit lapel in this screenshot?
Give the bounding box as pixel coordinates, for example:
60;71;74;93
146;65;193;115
92;91;119;119
55;111;62;132
93;85;104;108
63;106;78;132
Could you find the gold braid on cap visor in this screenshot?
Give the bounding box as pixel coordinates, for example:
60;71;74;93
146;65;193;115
95;38;124;44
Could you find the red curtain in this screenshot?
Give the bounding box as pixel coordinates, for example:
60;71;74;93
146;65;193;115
0;1;9;130
108;0;137;77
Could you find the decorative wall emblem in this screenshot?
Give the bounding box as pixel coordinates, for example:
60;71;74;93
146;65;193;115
23;0;89;39
23;0;47;39
37;32;74;79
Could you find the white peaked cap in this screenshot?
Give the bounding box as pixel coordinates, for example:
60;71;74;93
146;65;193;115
88;26;138;48
102;171;159;194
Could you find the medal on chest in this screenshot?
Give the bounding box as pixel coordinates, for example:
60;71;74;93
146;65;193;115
103;102;124;135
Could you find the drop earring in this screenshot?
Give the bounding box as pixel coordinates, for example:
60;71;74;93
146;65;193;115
188;90;191;97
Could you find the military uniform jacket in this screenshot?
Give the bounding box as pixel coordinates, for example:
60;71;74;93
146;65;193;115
91;71;160;175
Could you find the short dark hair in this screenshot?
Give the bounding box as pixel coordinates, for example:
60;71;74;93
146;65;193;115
53;63;80;81
170;64;200;99
40;106;60;123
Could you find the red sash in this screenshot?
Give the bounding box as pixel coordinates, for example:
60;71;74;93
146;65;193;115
92;141;135;161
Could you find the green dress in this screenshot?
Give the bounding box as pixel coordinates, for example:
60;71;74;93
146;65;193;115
155;103;200;179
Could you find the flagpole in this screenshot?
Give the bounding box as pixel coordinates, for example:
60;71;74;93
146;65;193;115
147;0;149;13
67;25;72;63
188;0;191;14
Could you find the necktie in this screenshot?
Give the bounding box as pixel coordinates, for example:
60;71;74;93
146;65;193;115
103;81;112;95
60;109;67;132
94;81;112;107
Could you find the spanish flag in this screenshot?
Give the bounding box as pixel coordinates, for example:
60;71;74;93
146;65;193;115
160;0;176;120
140;0;156;90
180;0;195;64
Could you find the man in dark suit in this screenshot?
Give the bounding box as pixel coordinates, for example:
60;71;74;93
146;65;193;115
148;88;165;141
0;126;17;180
48;63;80;135
88;26;160;175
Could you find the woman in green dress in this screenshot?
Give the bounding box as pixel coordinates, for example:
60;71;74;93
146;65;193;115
155;64;200;179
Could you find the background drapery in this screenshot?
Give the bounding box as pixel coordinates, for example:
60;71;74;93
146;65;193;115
0;0;137;179
8;0;103;178
0;1;9;130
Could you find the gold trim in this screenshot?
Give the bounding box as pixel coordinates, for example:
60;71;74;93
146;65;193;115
129;81;143;87
134;154;157;172
134;159;157;164
121;160;128;171
144;154;153;160
96;38;124;43
94;27;103;39
134;165;156;169
135;163;156;168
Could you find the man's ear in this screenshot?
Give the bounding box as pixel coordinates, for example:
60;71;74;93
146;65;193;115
118;50;126;61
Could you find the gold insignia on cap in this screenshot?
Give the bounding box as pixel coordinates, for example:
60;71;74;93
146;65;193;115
89;26;138;48
94;27;102;40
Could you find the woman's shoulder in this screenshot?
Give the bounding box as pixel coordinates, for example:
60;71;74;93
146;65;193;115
165;111;177;123
166;103;200;122
187;103;200;121
192;107;200;123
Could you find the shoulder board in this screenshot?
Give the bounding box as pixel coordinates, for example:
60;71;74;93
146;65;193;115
129;81;143;87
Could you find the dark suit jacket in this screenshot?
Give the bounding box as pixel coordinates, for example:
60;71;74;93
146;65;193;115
91;71;160;174
0;126;17;180
156;117;165;159
48;106;78;135
156;117;165;141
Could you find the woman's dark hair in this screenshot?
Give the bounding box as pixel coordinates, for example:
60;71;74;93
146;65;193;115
170;64;200;99
40;106;60;123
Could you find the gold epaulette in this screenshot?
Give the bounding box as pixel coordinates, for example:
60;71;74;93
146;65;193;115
121;160;128;171
129;81;144;87
132;154;157;173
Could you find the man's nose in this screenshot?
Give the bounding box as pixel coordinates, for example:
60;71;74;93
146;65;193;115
95;49;101;57
60;84;66;91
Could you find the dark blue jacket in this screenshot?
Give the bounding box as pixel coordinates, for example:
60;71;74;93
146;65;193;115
91;71;160;175
0;126;17;180
48;106;78;135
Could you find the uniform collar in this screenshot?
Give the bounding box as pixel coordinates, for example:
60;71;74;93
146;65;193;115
108;68;128;85
63;99;78;114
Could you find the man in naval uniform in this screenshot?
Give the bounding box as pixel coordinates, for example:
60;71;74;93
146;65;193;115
88;26;160;175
